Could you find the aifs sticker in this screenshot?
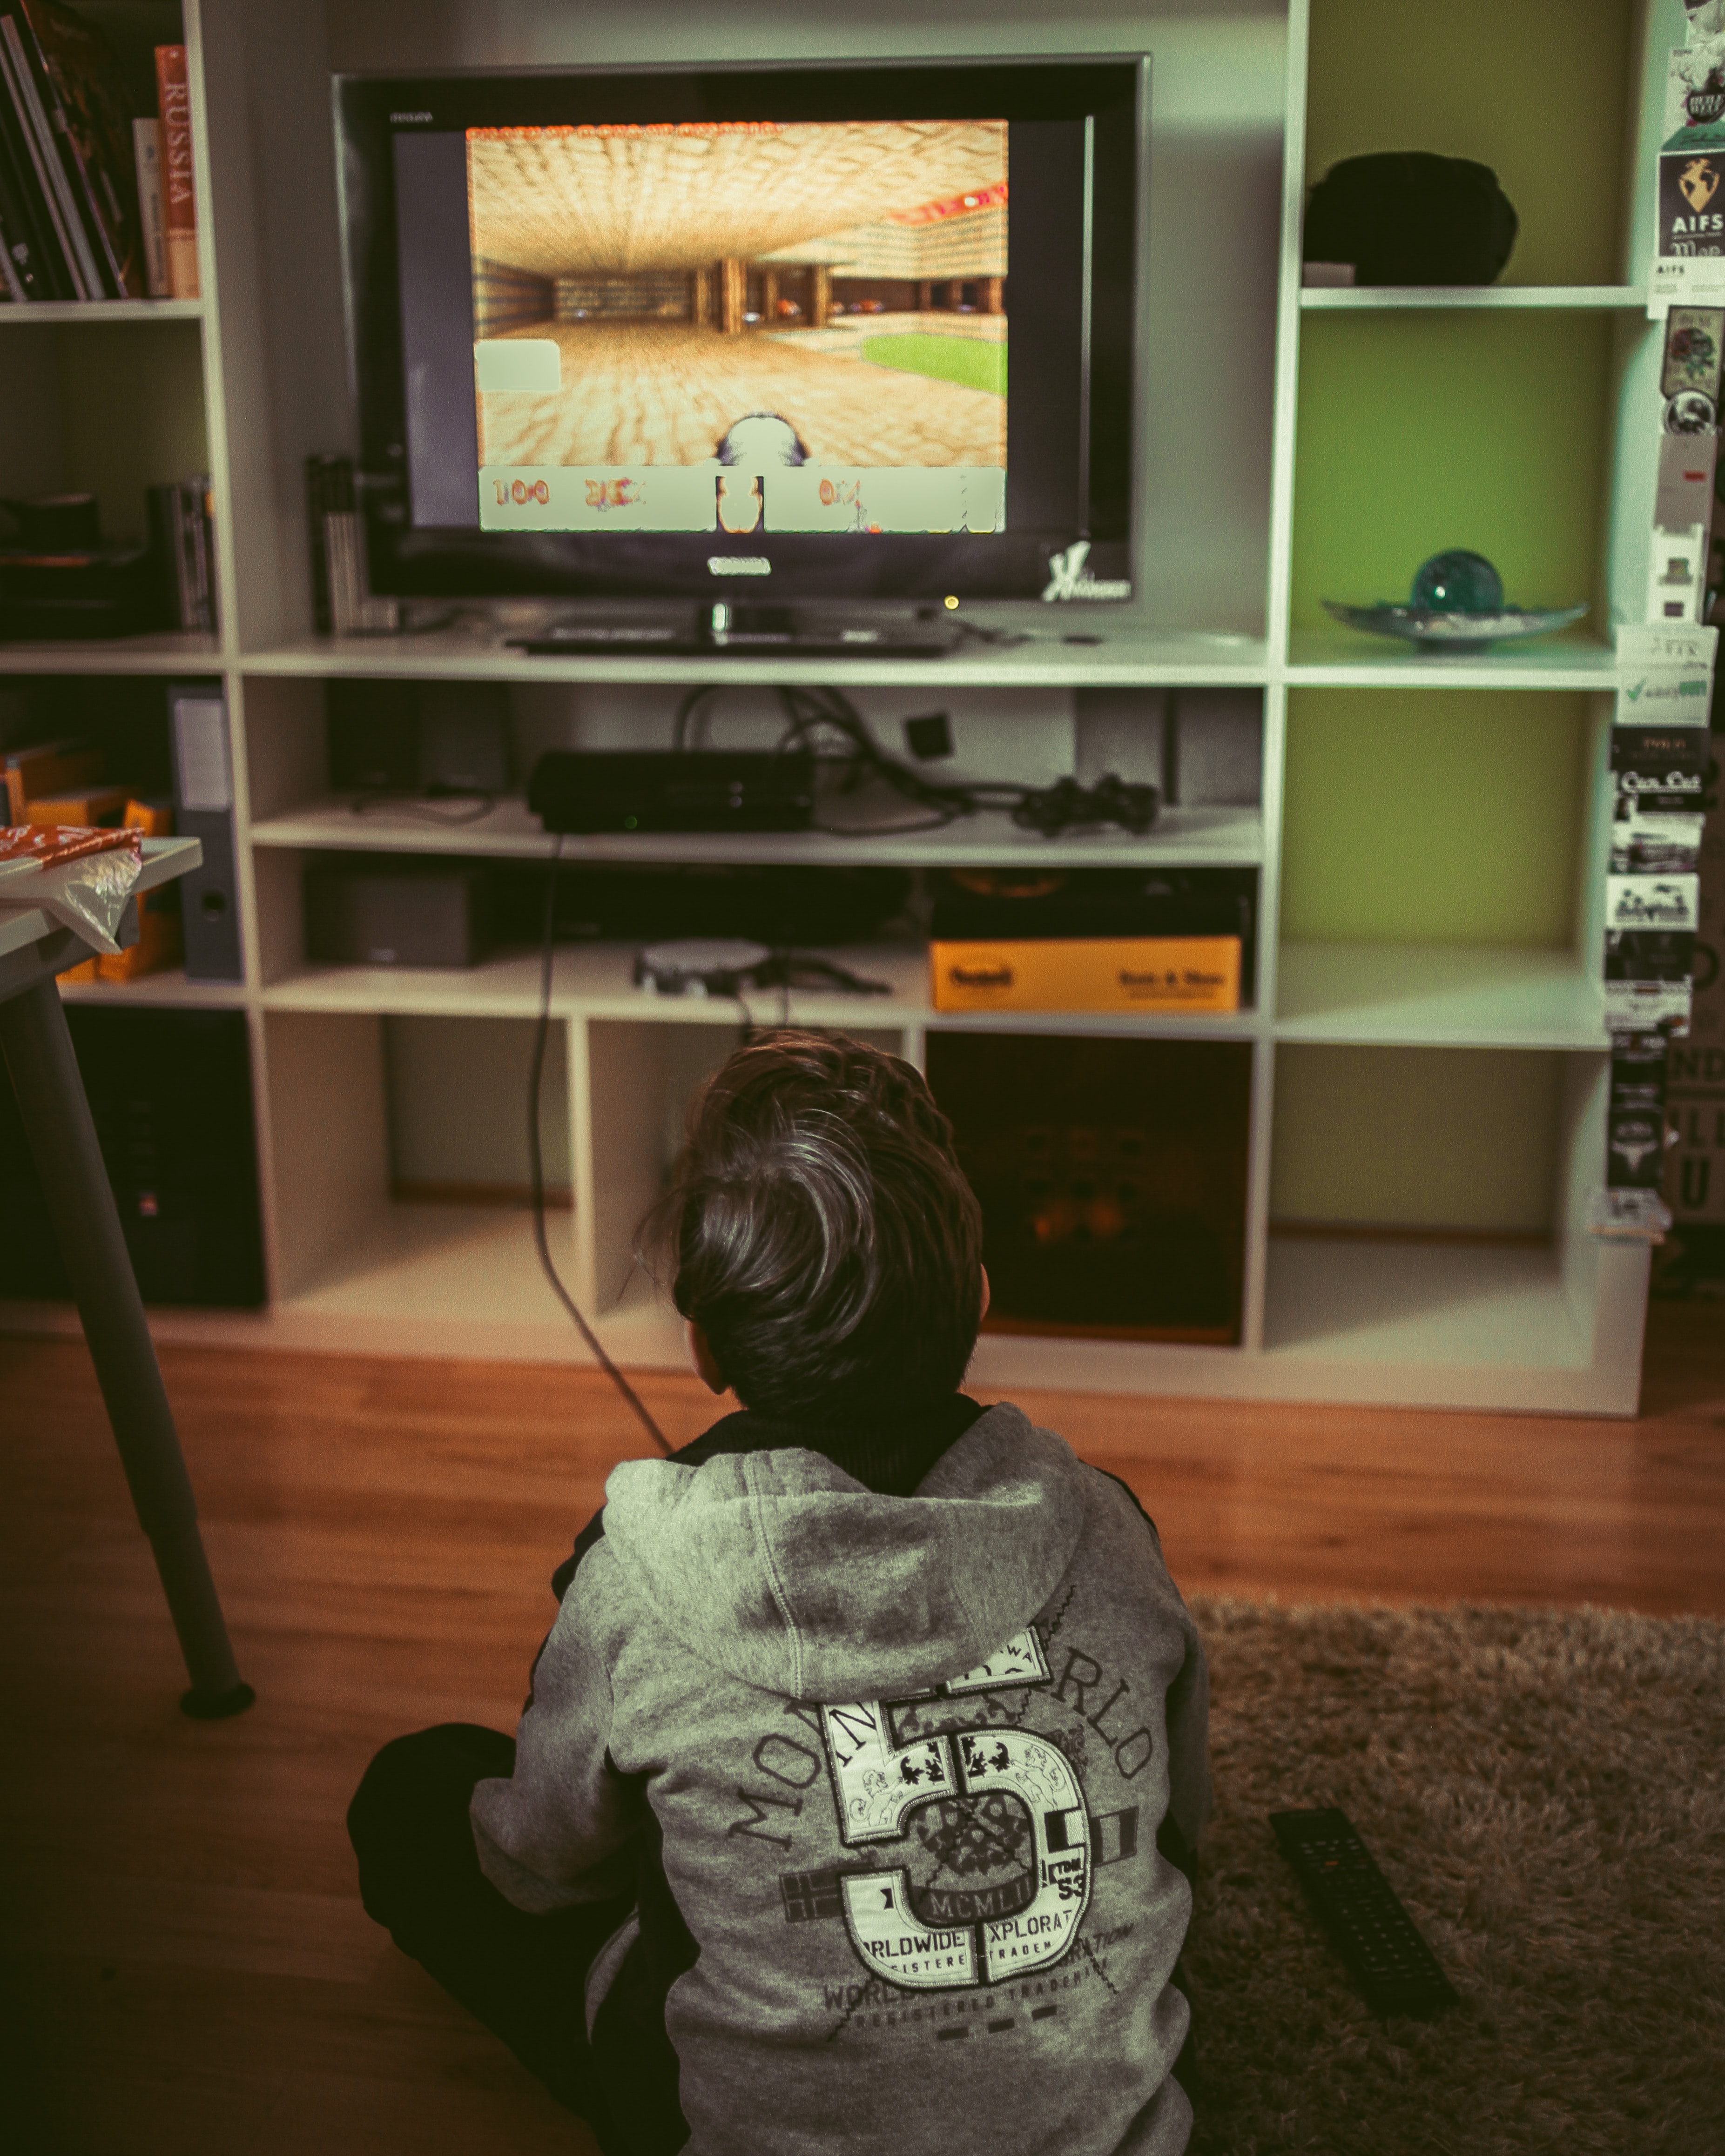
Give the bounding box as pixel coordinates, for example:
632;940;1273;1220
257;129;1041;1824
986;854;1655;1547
1661;144;1725;260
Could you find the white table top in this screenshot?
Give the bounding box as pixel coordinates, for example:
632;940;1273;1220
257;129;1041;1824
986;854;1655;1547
0;836;202;965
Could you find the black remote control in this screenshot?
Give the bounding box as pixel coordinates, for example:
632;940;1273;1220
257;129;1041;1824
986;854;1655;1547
1270;1807;1458;2019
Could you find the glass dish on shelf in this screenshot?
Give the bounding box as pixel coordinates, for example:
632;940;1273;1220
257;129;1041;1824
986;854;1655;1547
1321;600;1589;655
1324;550;1586;655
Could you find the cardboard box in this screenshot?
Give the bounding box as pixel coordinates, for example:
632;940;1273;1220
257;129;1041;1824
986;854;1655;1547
25;786;133;828
96;801;182;982
931;936;1241;1014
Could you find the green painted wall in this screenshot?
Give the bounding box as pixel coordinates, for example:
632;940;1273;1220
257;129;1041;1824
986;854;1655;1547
1283;3;1631;1226
1281;689;1590;947
1306;0;1635;286
1271;1045;1563;1233
1290;312;1615;634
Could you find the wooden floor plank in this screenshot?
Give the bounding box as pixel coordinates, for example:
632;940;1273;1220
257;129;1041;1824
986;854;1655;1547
1;1308;1721;2151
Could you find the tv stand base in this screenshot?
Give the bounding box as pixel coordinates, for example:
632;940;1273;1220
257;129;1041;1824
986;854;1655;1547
507;602;958;660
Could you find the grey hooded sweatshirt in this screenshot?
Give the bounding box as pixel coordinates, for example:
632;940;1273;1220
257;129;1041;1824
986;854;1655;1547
471;1401;1210;2156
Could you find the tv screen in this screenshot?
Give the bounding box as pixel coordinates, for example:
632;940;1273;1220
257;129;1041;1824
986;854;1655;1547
337;60;1145;605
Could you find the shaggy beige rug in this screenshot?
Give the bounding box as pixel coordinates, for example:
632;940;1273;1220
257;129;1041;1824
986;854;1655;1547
1181;1600;1725;2156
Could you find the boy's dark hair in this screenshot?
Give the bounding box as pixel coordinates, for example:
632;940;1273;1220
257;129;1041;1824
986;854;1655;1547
639;1030;984;1419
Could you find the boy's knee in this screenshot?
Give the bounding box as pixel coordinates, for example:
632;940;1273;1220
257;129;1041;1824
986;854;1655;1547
348;1722;515;1879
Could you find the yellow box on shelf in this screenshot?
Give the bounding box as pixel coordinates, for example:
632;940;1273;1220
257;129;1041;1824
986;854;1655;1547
930;937;1241;1014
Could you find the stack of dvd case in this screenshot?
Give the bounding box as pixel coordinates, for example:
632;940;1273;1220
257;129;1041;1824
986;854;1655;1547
146;476;216;633
305;455;399;635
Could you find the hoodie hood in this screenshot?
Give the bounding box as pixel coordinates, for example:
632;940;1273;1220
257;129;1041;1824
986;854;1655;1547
601;1403;1085;1702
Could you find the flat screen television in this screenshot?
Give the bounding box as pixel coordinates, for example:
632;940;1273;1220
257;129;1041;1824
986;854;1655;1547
335;58;1146;609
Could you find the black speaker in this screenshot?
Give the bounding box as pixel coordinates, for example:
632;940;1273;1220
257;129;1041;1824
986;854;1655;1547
327;680;511;794
327;678;419;792
418;681;510;793
0;1007;266;1307
303;856;493;967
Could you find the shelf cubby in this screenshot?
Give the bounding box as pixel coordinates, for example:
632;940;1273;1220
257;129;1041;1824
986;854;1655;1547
1275;943;1606;1051
1289;310;1620;641
927;1030;1255;1347
0;317;208;557
1270;1042;1573;1242
1304;0;1636;290
1280;686;1601;952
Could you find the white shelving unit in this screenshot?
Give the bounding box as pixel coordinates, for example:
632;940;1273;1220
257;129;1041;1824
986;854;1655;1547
0;0;1681;1414
1299;285;1646;312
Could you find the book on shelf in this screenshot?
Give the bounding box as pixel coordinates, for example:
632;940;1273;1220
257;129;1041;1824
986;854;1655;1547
146;475;217;633
0;27;67;297
0;1;153;303
0;5;87;295
153;42;195;300
306;454;399;633
132;114;163;295
19;0;147;297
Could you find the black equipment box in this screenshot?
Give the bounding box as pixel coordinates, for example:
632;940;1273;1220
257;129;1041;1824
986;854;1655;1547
528;750;816;835
0;1007;265;1308
930;866;1255;938
0;544;159;640
303;857;493;968
491;861;910;947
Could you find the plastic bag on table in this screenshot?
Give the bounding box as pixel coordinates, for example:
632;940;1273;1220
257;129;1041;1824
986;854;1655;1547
0;826;144;954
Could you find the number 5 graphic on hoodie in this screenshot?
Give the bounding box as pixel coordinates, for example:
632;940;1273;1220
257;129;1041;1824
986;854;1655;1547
820;1625;1092;1992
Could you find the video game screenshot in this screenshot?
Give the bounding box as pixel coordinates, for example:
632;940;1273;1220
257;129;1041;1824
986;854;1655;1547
465;118;1009;537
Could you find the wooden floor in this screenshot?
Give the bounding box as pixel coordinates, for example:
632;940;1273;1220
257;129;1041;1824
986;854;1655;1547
1;1306;1722;2153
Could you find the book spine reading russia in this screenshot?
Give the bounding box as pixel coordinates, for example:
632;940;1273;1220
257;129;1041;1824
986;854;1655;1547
0;3;196;303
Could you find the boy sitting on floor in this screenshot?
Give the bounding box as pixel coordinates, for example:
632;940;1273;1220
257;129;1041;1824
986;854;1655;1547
349;1029;1210;2156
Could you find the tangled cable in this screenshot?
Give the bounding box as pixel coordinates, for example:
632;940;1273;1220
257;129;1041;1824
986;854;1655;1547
670;683;1158;839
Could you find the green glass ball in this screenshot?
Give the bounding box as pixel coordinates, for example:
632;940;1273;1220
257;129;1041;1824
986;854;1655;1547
1410;550;1503;613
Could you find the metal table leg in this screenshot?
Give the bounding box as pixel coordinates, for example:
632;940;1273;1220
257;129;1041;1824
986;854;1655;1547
0;976;254;1718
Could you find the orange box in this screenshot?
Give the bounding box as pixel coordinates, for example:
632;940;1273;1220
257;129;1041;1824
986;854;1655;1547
930;937;1241;1014
96;800;182;982
26;786;133;828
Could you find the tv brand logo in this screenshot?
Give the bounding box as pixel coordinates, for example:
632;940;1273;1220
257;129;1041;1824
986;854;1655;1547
708;557;771;576
1041;541;1130;603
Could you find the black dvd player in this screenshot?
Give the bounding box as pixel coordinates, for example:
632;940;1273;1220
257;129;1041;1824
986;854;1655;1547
527;750;817;834
507;603;956;660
